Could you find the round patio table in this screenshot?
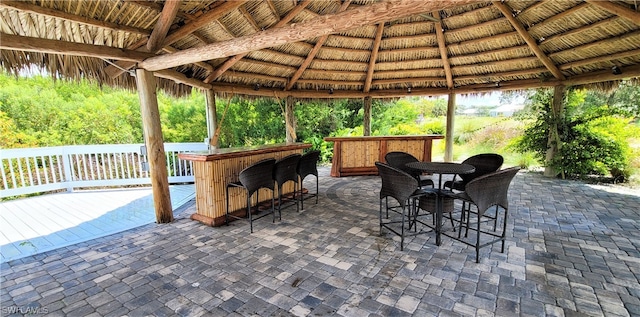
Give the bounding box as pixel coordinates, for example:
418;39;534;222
406;162;475;245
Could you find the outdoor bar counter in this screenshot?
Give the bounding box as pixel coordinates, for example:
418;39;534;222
178;142;311;226
324;135;444;177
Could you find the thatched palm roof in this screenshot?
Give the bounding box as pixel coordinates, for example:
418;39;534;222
1;0;639;99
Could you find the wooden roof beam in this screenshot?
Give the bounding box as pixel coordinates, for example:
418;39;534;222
585;0;640;25
104;0;246;78
559;48;640;70
363;23;385;92
284;0;351;91
161;47;213;73
492;1;566;80
433;11;453;89
0;33;154;62
0;1;150;36
146;0;181;52
205;0;312;84
139;0;487;71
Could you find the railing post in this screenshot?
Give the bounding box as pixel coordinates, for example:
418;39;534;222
61;147;74;192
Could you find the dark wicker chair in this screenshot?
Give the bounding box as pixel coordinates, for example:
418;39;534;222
445;167;520;263
384;151;435;188
376;162;433;251
443;153;504;191
296;150;320;210
273;154;302;218
443;153;504;230
226;158;276;233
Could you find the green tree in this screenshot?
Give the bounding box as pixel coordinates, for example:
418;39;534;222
514;86;639;181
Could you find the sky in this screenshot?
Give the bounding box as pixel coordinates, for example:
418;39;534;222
457;92;526;107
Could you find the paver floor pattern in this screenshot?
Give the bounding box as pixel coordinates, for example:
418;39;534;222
0;185;195;263
1;168;639;316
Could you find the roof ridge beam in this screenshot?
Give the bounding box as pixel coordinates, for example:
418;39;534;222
139;0;487;71
492;1;566;80
585;0;640;25
363;23;385;92
433;10;453;89
284;0;352;91
0;1;150;36
206;0;312;84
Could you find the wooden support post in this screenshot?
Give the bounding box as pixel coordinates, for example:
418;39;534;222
363;96;372;136
204;89;218;148
444;92;456;162
285;95;296;143
544;85;566;178
135;68;173;223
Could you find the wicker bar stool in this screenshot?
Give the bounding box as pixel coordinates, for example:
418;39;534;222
226;158;276;233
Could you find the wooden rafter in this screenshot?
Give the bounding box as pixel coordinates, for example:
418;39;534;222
205;0;312;84
433;11;453;89
146;0;181;52
0;1;150;36
492;1;566;80
283;0;351;91
0;33;154;62
585;0;640;25
559;48;640;70
104;0;246;78
363;23;385;93
139;0;486;71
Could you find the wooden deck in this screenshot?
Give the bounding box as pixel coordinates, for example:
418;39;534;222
0;185;195;263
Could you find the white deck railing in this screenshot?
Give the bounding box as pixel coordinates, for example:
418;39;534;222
0;143;208;198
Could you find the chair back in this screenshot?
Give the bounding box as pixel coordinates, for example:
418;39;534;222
375;162;419;208
297;150;320;180
460;153;504;183
464;167;519;216
239;158;276;195
384;151;421;178
273;154;302;185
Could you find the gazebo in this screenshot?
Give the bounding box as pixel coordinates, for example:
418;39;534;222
2;0;639;223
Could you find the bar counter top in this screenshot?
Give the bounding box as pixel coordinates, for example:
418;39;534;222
178;142;311;161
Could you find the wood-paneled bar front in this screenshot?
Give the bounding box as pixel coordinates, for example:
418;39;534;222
324;135;444;177
178;143;311;226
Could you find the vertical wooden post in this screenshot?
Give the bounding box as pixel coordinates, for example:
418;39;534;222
135;68;173;223
285;95;296;143
204;89;218;148
544;85;566;178
444;92;456;162
363;96;372;136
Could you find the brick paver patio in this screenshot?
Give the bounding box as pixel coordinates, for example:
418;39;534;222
1;168;639;316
